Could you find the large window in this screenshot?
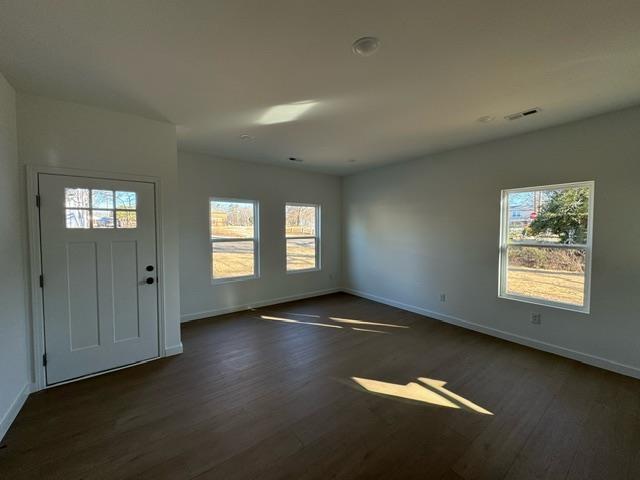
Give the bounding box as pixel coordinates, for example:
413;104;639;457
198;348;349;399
210;198;259;282
285;203;320;272
499;181;594;312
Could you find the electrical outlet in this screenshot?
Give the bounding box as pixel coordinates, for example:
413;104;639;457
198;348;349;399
531;313;541;325
440;293;446;302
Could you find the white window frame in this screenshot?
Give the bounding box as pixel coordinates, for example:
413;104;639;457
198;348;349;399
285;202;321;273
498;181;595;313
210;197;260;284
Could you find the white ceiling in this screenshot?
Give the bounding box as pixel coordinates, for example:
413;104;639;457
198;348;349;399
1;0;640;174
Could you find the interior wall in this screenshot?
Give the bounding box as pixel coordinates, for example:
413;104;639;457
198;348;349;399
343;106;640;377
16;94;182;355
0;73;30;440
179;151;341;320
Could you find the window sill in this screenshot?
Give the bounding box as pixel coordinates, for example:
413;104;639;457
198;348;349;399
212;275;259;285
286;268;321;275
498;293;590;314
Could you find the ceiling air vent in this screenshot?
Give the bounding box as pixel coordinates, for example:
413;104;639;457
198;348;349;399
505;108;541;121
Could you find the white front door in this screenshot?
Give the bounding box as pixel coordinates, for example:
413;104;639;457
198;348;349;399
38;173;159;385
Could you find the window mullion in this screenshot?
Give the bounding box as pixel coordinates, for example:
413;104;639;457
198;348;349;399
211;237;256;243
286;235;315;240
508;242;588;250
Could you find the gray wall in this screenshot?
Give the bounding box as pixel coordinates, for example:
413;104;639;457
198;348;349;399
179;151;341;320
0;73;30;439
16;94;183;354
343;106;640;376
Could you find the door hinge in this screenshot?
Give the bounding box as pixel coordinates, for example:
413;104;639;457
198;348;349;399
36;194;41;208
39;274;44;288
42;353;47;367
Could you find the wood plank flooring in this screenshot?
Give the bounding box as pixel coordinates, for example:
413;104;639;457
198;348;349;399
2;293;640;479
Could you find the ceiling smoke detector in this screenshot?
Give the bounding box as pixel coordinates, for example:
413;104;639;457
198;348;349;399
477;115;495;123
239;134;253;141
352;36;380;57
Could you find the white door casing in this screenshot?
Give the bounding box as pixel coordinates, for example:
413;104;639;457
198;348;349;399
38;173;159;384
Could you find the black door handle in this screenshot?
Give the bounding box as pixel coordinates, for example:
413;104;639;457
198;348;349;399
146;265;154;272
145;277;155;285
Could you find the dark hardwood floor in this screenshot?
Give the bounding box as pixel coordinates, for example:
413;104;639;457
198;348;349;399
2;293;640;479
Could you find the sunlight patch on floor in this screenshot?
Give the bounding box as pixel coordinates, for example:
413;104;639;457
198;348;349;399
259;313;417;336
260;315;342;329
351;327;390;334
281;312;321;318
418;378;493;415
329;317;409;329
352;377;493;415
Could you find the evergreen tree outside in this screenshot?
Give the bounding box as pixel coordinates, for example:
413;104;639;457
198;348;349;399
526;187;590;244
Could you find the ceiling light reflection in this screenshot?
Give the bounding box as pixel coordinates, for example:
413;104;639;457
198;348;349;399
258;100;317;125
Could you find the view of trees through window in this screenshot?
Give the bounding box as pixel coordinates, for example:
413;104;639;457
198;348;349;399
285;205;316;236
210;200;256;279
208;200;320;279
502;183;592;308
65;188;137;229
286;204;319;271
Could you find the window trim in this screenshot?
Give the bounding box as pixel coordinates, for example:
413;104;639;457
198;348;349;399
285;202;321;274
498;180;595;314
209;197;260;284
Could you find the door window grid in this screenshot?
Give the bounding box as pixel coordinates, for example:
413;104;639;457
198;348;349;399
65;188;137;229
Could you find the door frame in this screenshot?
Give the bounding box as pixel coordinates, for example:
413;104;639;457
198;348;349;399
26;164;167;391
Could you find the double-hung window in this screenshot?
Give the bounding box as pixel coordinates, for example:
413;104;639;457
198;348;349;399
285;203;320;272
210;198;259;282
499;181;594;312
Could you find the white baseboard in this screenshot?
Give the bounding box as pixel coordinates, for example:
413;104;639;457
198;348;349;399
0;382;32;442
165;343;183;356
344;288;640;380
180;288;341;323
